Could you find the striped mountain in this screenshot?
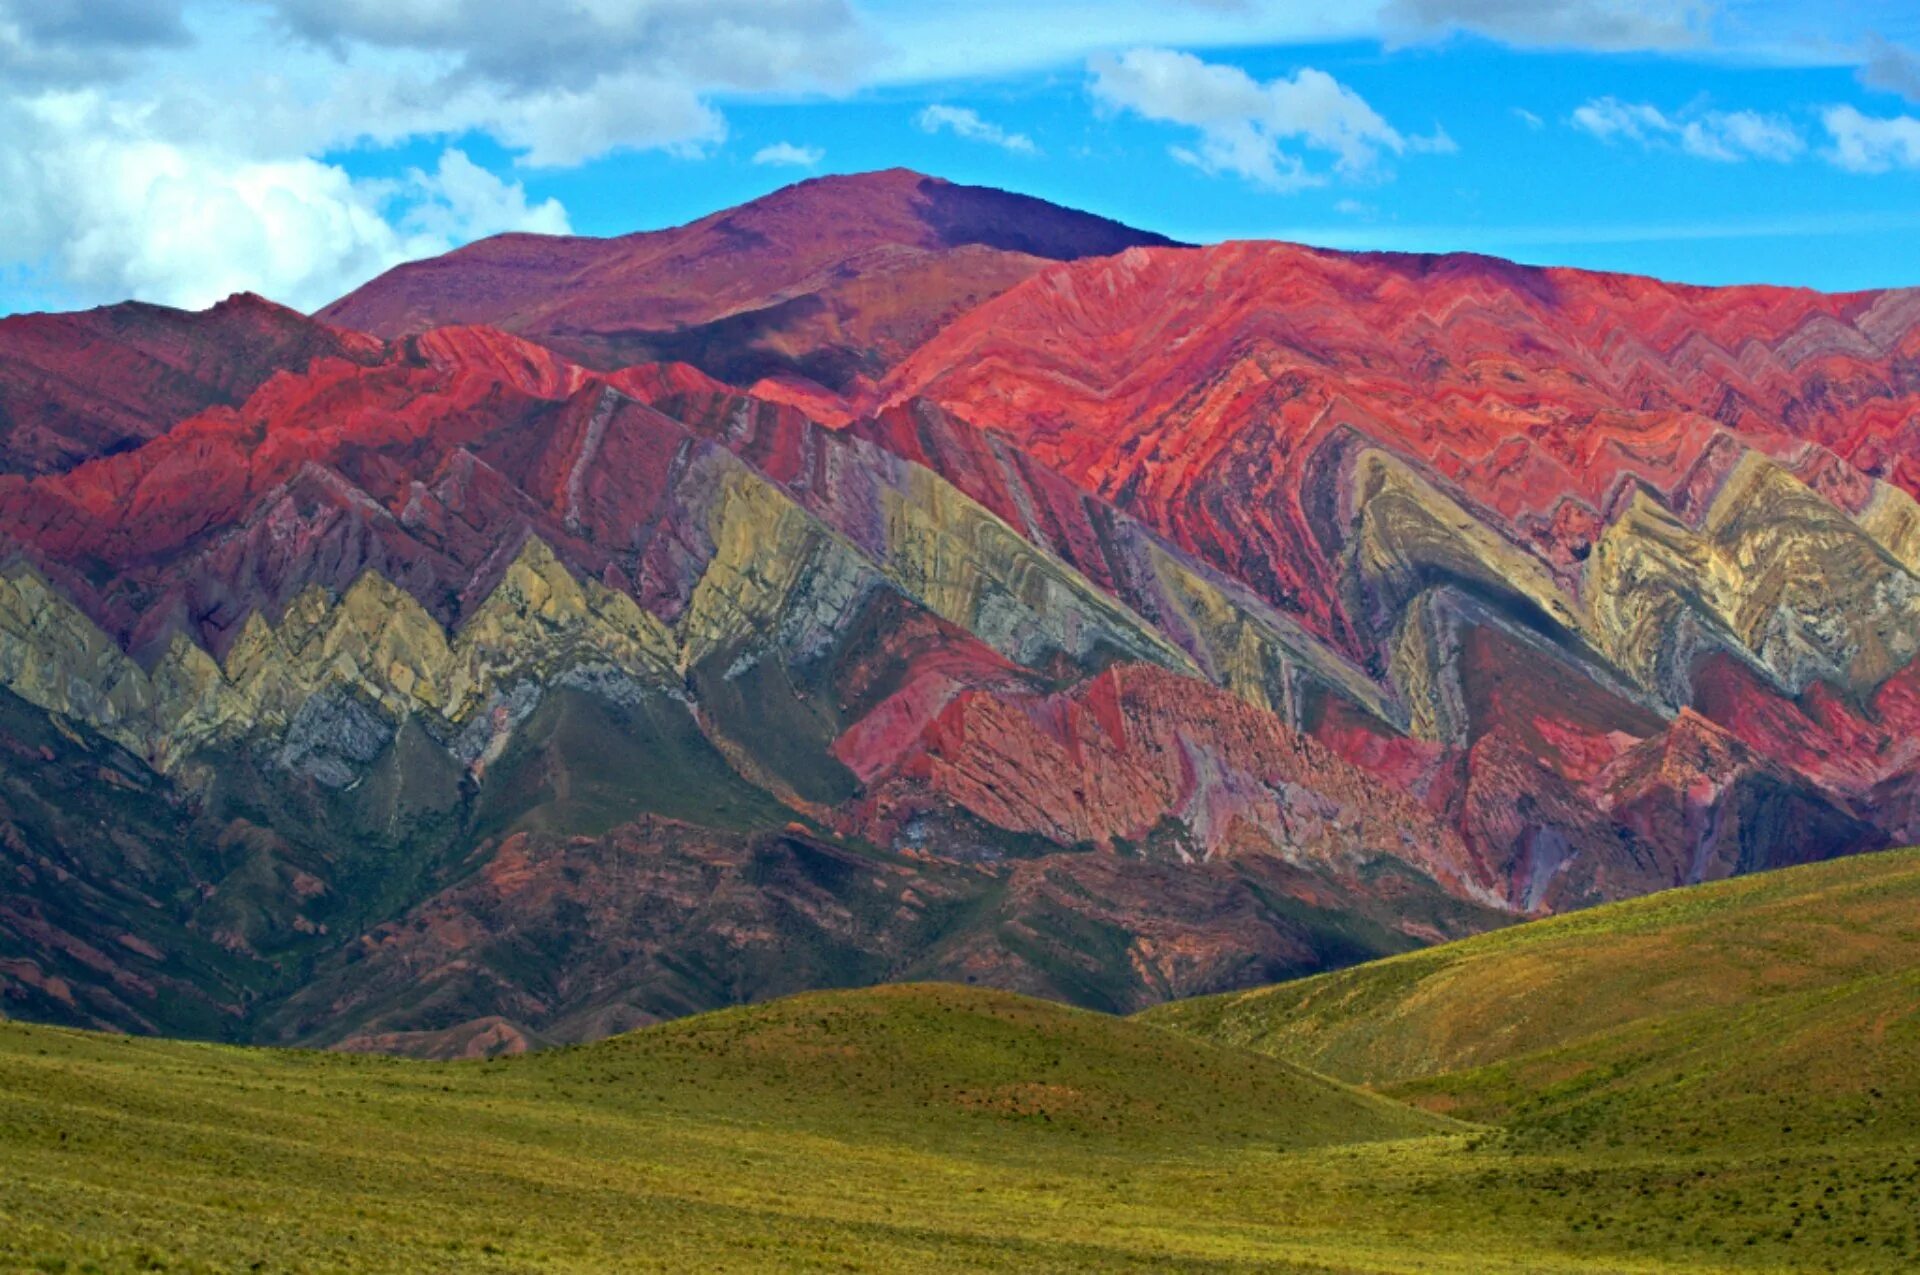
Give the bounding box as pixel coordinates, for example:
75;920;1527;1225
1;171;1915;1051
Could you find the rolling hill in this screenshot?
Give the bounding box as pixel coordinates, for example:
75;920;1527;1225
10;858;1920;1272
1;984;1462;1273
1145;846;1920;1156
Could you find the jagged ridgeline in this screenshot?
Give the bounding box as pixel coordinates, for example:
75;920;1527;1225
0;353;1506;1046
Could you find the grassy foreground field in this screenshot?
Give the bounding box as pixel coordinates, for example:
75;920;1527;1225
6;855;1920;1272
1147;847;1920;1268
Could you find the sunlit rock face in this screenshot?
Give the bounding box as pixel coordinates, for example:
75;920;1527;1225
3;173;1918;1051
882;234;1920;896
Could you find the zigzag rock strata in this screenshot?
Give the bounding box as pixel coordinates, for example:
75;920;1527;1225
3;171;1917;1052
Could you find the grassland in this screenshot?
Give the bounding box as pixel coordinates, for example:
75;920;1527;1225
1143;847;1920;1140
1147;847;1920;1268
7;854;1920;1272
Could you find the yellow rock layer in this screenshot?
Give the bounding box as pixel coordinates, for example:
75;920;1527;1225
1351;449;1583;638
1140;539;1395;726
1857;481;1920;576
680;464;874;669
1586;452;1920;697
0;538;679;771
879;465;1197;676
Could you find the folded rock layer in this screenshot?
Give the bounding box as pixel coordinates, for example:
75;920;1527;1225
2;171;1915;1052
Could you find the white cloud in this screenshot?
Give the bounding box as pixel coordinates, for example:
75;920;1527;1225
1382;0;1712;52
752;141;825;167
0;93;567;311
266;0;872;167
1571;97;1803;162
1514;107;1545;129
916;104;1039;155
397;149;571;244
1088;47;1447;191
1822;104;1920;173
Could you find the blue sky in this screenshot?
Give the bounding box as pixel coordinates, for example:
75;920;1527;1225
5;0;1920;315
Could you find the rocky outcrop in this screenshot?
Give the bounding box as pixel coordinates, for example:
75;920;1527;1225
1587;453;1920;703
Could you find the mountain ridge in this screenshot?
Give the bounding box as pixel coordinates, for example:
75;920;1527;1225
4;169;1920;1054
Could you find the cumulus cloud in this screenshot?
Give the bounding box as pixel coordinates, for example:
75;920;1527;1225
753;141;825;167
1089;47;1449;191
916;105;1039;155
1571;97;1803;162
1382;0;1712;51
395;149;571;244
1822;105;1920;173
1859;36;1920;103
0;93;566;311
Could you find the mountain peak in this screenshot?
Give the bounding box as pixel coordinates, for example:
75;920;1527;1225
318;170;1174;393
701;166;1181;259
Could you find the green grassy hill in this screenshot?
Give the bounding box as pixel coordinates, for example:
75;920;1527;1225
1145;849;1920;1267
1142;847;1920;1147
3;984;1467;1274
9;857;1920;1272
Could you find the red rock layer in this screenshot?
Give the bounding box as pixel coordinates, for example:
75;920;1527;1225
0;293;382;476
0;326;748;654
841;662;1499;907
884;241;1920;648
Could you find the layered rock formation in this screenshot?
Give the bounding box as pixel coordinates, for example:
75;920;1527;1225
883;236;1920;903
0;293;381;476
4;171;1918;1052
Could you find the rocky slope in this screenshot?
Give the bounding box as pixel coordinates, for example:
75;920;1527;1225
3;170;1918;1051
0;292;381;476
883;238;1920;899
0;322;1502;1045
